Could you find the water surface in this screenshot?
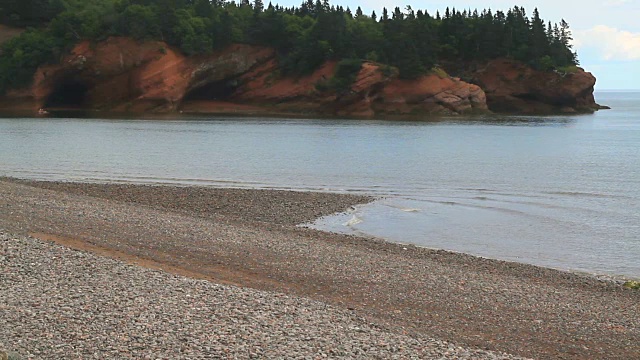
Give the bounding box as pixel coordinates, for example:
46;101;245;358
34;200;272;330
1;91;638;278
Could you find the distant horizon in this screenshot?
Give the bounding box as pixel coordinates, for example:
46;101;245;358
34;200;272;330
595;88;640;92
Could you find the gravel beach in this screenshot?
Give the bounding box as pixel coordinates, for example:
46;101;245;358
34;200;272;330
1;231;526;359
1;178;638;359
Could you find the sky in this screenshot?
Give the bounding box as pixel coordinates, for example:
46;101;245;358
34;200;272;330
275;0;640;89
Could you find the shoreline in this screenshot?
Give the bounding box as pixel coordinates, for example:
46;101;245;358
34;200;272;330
1;177;638;359
8;176;636;283
0;101;608;121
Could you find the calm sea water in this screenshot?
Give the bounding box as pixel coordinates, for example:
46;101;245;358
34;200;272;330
1;91;639;278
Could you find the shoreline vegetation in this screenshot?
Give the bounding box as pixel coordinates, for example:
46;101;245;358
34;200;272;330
1;177;638;359
1;1;577;93
0;1;602;117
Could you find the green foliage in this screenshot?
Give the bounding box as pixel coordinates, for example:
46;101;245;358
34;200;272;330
0;29;65;93
315;58;362;93
535;55;555;71
379;64;396;77
557;65;580;74
331;58;362;91
0;0;581;92
172;9;212;55
119;5;161;40
364;51;378;62
0;0;64;27
430;67;448;79
50;11;101;41
623;281;640;290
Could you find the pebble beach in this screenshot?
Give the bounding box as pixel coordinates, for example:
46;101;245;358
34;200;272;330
1;231;526;359
1;178;638;359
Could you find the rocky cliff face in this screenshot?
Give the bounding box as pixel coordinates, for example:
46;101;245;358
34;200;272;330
471;59;602;114
1;38;274;113
0;37;487;117
226;60;488;116
0;37;601;117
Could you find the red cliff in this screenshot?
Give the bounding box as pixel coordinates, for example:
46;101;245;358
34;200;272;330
1;38;274;113
0;37;488;117
226;60;488;116
471;58;603;114
0;33;601;117
0;37;601;117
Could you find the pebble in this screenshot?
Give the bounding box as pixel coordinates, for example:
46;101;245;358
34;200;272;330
1;231;526;359
1;178;638;359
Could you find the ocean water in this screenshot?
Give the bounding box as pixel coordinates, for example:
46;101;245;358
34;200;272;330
1;91;638;278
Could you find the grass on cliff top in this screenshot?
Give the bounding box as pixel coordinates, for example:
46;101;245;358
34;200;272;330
429;67;449;79
557;65;580;74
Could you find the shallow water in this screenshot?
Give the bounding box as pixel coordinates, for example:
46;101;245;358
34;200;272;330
1;91;639;278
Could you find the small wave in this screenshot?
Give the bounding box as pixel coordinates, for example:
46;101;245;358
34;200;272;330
544;191;622;199
343;215;363;227
460;188;494;192
422;200;459;206
383;204;421;212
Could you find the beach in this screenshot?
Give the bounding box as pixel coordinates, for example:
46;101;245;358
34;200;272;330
1;178;638;359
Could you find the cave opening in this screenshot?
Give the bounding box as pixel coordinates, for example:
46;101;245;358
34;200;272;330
182;79;239;102
44;79;90;109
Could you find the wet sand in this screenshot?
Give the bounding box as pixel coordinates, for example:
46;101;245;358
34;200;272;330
1;178;638;359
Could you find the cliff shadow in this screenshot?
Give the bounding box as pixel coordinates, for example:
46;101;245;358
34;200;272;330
182;78;239;102
44;78;90;109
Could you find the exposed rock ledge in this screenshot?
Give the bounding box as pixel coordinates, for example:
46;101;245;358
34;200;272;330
0;37;486;117
1;38;274;114
471;58;603;114
0;37;602;117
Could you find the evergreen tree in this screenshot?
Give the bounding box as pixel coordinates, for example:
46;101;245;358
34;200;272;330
355;6;363;18
529;8;548;66
0;0;581;92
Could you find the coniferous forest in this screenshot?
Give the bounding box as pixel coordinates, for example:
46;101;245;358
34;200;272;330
0;0;579;93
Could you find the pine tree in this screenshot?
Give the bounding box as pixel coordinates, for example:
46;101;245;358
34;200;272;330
529;8;548;64
253;0;264;13
381;7;388;22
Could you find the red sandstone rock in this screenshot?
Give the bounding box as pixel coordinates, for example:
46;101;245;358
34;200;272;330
230;60;487;117
376;72;487;115
2;38;274;113
472;58;601;114
1;37;489;117
0;37;603;117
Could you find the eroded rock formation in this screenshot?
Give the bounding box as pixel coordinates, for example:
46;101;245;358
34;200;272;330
0;37;487;117
2;38;273;113
0;37;603;117
225;60;488;116
471;58;603;114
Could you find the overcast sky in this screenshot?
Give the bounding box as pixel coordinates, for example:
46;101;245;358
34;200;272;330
274;0;639;89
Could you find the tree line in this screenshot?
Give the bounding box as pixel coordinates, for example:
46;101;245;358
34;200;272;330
0;0;579;93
